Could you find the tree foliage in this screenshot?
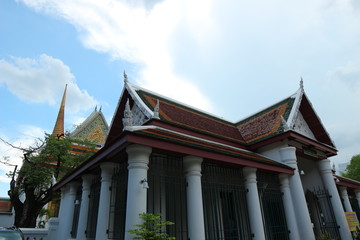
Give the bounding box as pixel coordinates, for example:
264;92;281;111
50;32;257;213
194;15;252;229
3;133;95;227
342;154;360;182
127;213;175;240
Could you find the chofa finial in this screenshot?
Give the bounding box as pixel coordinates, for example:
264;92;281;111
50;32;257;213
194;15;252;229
300;77;304;90
123;70;128;82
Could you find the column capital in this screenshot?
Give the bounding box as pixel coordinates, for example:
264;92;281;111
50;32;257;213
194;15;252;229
82;174;96;191
68;182;80;196
278;173;290;188
126;144;152;158
279;147;297;167
183;155;203;177
100;162;119;183
355;189;360;198
126;144;152;170
60;185;68;195
339;186;348;194
317;159;332;174
243;167;257;184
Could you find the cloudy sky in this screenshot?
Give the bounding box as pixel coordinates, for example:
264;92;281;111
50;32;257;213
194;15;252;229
1;0;360;197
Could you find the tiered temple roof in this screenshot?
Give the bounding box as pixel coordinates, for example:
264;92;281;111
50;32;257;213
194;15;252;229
107;80;336;156
53;78;342;190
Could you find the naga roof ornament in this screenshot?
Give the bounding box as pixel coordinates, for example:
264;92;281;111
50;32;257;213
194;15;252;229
123;99;133;130
153;99;160;119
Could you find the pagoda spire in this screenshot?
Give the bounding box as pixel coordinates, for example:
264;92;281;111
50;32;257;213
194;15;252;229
52;84;67;139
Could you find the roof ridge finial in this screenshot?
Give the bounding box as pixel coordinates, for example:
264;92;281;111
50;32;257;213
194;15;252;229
123;70;128;82
300;77;304;90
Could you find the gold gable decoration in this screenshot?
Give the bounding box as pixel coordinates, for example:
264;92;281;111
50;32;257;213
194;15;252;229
70;109;109;147
87;126;106;143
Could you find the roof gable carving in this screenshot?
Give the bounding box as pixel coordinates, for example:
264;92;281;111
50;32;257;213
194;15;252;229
293;111;316;140
106;81;154;145
237;84;335;148
70;109;109;146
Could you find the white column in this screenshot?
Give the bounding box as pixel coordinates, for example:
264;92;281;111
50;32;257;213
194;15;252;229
124;144;152;240
318;159;352;239
76;174;95;240
355;189;360;210
57;186;67;233
95;162;118;240
47;218;60;240
279;147;315;240
183;155;205;240
57;182;78;240
243;167;265;240
279;173;300;240
339;186;353;212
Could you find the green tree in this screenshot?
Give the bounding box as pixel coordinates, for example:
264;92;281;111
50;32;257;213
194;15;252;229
2;133;95;228
127;213;175;240
342;154;360;182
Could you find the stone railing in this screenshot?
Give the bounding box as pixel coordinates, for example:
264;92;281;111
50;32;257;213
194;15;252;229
20;228;48;240
20;218;59;240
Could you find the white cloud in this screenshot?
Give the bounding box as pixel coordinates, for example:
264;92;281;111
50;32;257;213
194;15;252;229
323;62;360;163
18;0;214;111
0;174;11;185
15;0;360;165
0;54;98;114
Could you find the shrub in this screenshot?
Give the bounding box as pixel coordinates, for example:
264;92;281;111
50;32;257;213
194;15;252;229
127;213;175;240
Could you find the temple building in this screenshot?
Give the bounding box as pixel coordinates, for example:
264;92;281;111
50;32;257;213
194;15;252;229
51;78;360;240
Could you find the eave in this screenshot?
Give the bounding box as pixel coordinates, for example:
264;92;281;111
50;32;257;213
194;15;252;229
53;132;129;191
146;118;248;150
335;175;360;190
249;131;337;157
54;129;294;191
125;132;294;174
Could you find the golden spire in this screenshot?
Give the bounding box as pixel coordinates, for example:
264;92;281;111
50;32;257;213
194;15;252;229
52;84;67;139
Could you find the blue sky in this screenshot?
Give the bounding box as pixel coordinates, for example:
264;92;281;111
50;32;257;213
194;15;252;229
1;0;360;197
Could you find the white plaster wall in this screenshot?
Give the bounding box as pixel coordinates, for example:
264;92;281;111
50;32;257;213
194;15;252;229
0;212;14;227
297;157;324;192
257;142;288;162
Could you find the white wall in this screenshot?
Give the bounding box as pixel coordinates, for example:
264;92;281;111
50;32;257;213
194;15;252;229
257;142;288;161
0;212;14;227
297;157;324;192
